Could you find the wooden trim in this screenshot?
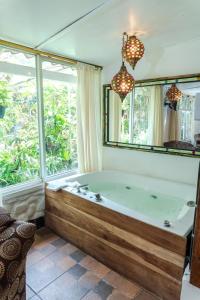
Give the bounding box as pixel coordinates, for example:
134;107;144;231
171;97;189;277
45;189;187;300
190;163;200;287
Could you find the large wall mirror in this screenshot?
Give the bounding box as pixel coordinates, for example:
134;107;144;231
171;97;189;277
103;74;200;157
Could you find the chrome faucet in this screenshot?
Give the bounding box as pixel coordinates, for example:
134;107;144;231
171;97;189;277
95;193;102;202
76;184;89;193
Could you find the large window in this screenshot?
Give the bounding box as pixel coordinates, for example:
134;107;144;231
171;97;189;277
0;47;77;188
0;48;39;187
42;60;77;176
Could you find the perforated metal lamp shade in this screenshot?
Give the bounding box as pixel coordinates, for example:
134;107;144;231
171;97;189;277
122;35;145;69
166;84;182;102
111;62;135;101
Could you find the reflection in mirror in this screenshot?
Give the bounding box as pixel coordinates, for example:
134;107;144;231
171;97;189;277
109;91;131;143
107;80;200;152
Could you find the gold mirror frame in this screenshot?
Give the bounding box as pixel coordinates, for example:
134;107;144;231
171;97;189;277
103;73;200;158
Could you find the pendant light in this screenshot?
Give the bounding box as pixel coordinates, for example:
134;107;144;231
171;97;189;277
166;84;182;102
111;34;135;101
166;83;182;111
122;32;145;69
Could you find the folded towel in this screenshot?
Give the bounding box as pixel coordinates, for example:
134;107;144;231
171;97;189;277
47;181;80;192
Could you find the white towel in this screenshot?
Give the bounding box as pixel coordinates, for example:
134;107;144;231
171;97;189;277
47;181;80;192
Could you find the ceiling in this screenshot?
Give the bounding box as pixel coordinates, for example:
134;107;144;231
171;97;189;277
0;0;200;67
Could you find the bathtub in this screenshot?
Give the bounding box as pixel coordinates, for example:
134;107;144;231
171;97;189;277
51;170;196;237
45;170;197;300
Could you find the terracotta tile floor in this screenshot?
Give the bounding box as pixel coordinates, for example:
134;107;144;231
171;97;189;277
26;227;160;300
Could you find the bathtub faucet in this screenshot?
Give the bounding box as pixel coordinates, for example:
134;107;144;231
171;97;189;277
95;193;102;202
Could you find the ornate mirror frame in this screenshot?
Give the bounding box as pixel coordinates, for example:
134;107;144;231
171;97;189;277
103;73;200;158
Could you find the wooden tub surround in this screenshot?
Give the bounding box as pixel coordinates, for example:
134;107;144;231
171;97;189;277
45;188;187;300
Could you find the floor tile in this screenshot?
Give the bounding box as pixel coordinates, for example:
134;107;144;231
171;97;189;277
31;296;41;300
27;228;156;300
79;271;101;290
58;243;78;255
80;256;110;278
57;255;77;271
134;290;160;300
94;280;113;300
108;290;131;300
70;249;87;262
104;271;141;298
38;243;56;255
82;291;102;300
68;264;87;279
39;272;89;300
26;284;36;299
51;238;67;248
27;250;76;292
27;250;46;267
27;243;57;267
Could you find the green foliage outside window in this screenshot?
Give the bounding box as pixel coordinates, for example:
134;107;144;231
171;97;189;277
0;78;77;188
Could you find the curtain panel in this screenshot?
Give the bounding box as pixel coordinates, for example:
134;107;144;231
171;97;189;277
148;85;163;146
77;63;102;173
109;91;122;141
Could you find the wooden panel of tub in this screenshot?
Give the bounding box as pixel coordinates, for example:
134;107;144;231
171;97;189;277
45;188;187;300
190;164;200;287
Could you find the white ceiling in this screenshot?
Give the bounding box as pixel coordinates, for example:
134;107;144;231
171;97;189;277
0;0;200;67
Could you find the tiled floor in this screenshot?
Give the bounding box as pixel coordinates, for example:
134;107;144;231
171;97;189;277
26;227;160;300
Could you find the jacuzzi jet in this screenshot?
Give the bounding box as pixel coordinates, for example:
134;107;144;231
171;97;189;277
164;220;171;227
151;195;157;199
126;186;131;190
187;201;196;207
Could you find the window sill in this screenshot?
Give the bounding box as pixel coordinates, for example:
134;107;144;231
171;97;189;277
1;169;79;203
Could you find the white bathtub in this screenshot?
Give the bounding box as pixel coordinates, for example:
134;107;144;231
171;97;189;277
49;170;196;236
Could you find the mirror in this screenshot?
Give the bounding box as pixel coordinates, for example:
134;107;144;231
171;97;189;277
103;74;200;157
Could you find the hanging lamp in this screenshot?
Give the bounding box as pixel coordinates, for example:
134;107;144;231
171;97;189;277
166;83;182;111
122;32;145;69
111;34;135;101
166;83;182;102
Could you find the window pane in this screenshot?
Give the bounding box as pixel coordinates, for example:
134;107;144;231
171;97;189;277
42;60;77;176
0;47;39;187
133;87;150;144
121;95;131;143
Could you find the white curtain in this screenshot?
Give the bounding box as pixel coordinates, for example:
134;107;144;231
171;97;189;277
164;107;180;141
169;109;180;141
148;85;163;146
109;91;122;141
77;63;102;173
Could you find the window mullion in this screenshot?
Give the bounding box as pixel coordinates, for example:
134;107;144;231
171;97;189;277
36;55;46;180
129;91;135;143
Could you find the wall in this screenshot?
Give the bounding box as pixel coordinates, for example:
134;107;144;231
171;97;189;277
102;147;199;185
102;39;200;186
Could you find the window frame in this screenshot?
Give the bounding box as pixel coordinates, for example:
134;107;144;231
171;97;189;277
0;46;78;194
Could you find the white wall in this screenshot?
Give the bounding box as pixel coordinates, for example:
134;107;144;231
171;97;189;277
102;147;199;185
102;40;200;185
